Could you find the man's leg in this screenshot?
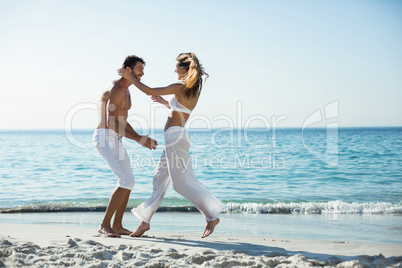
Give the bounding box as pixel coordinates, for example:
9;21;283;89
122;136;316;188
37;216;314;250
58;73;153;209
112;187;132;235
98;187;126;237
95;129;134;237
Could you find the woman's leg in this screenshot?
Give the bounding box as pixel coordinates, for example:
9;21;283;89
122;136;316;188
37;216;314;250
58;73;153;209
164;129;227;237
131;149;171;223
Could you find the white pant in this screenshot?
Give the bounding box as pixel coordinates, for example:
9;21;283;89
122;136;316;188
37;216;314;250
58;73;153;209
132;126;227;223
93;128;135;190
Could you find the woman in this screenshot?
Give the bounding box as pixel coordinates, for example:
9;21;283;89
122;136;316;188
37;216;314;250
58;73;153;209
118;52;227;238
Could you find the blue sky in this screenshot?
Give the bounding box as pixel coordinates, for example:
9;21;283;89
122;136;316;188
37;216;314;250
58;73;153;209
0;0;401;130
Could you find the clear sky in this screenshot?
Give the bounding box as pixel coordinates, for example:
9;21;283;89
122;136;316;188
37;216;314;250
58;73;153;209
1;0;401;130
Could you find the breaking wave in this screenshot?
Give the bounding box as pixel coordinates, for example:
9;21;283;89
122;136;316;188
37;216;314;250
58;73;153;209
1;200;401;214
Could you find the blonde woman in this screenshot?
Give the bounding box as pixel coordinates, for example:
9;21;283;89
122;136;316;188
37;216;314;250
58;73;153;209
118;52;227;238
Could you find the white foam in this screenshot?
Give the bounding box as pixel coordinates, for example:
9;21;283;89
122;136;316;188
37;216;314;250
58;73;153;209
225;201;402;214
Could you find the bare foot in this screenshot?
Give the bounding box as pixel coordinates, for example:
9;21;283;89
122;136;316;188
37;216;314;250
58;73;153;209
112;226;133;235
202;218;220;238
130;221;150;237
98;225;121;238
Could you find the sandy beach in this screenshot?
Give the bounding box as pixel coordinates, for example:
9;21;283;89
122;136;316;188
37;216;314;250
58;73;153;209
0;223;401;267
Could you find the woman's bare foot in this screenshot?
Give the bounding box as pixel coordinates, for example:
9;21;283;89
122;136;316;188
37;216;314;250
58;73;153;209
202;218;220;238
112;225;133;235
130;221;150;237
98;225;121;238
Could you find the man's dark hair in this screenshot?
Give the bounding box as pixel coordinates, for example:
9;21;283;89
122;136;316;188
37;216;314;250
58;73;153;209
122;55;145;69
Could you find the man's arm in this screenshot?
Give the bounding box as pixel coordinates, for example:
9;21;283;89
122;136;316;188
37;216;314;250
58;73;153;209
108;88;157;150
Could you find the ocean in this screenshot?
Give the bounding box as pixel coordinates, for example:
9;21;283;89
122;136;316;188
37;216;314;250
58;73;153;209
0;127;401;244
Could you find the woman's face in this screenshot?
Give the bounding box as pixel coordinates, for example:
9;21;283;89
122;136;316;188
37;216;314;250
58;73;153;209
175;62;188;80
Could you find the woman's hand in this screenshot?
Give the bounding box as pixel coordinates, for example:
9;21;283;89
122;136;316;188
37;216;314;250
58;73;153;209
151;95;167;104
151;95;170;108
117;68;136;82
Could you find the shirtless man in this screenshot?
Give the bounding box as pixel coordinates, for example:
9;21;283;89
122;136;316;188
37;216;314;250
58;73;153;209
93;55;157;237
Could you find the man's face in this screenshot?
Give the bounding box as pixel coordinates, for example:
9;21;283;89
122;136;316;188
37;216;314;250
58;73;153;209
131;62;145;81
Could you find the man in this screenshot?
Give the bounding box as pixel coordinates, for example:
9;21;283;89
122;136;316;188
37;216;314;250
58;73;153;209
93;55;157;237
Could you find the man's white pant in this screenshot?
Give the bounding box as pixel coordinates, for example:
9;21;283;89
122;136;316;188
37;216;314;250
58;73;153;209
93;128;135;190
132;126;227;223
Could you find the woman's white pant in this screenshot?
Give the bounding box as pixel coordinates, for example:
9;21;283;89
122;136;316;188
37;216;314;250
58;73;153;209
132;127;227;223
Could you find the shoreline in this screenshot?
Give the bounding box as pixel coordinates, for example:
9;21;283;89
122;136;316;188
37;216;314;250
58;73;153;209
1;223;401;267
1;212;401;245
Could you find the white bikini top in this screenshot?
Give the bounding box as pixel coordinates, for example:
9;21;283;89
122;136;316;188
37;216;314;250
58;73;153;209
169;97;192;114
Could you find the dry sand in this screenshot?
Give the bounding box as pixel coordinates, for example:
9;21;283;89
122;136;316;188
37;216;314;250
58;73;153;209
0;223;401;267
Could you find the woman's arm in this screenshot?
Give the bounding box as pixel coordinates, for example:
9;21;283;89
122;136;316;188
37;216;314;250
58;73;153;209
118;68;181;96
151;95;170;109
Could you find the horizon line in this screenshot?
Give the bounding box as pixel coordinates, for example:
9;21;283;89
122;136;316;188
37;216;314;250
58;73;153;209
1;126;402;131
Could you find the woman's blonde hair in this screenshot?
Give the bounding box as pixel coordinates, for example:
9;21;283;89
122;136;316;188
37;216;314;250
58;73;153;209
176;52;209;99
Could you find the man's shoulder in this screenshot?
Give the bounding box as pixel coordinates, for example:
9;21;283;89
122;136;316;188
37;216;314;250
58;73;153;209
102;80;118;91
108;82;128;100
110;81;126;93
108;80;120;89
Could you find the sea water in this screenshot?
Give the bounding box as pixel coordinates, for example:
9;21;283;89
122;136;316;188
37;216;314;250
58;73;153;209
0;128;401;244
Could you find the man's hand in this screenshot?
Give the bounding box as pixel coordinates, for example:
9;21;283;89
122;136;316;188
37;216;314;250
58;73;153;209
137;135;158;150
117;68;136;81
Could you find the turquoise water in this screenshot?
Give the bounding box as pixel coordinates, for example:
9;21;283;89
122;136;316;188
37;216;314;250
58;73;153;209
0;128;401;243
1;128;401;210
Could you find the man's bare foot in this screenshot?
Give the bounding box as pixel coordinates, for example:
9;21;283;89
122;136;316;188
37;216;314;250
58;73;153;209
112;226;133;235
129;221;150;237
98;225;121;238
202;218;220;238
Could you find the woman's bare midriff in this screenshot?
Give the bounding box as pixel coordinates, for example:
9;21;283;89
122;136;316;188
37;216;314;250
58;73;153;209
164;112;190;132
